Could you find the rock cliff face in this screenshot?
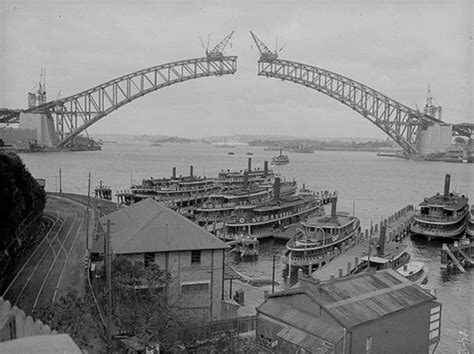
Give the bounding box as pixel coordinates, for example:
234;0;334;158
0;152;46;253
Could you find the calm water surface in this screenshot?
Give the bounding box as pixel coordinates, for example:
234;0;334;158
19;141;473;352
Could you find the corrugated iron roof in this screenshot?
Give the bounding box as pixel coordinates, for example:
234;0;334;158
277;326;336;353
258;293;344;343
314;269;434;328
259;269;435;334
98;198;229;254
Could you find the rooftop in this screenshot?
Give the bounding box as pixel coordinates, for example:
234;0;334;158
95;198;229;255
261;269;434;330
419;193;468;210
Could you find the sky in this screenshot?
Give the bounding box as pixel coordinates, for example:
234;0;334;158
0;0;472;138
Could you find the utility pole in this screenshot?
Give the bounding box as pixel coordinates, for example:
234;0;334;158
59;168;62;193
105;219;113;349
85;172;91;250
272;255;276;293
367;220;373;272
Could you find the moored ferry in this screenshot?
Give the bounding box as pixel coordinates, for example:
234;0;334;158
221;177;321;240
130;166;220;205
271;148;290;165
282;198;361;269
193;181;297;226
410;174;469;239
216;159;274;192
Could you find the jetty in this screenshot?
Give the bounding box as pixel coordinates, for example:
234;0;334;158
308;205;415;281
440;238;474;272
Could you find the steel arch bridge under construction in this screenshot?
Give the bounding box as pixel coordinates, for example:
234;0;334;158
2;31;469;155
249;31;469;157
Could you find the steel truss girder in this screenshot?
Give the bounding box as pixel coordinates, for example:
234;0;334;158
256;59;447;156
27;56;238;147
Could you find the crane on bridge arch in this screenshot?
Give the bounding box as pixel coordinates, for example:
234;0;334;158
10;32;237;147
249;31;468;157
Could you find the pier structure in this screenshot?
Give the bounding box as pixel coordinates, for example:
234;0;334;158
440;239;474;272
304;205;415;281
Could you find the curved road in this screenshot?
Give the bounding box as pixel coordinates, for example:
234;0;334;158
2;195;92;313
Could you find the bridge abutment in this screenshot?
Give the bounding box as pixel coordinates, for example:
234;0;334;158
19;112;58;147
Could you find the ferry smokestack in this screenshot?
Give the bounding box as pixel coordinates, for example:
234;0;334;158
248;158;252;172
190;165;193;178
243;171;249;189
172;167;176;179
263;161;268;177
274;177;281;201
444;174;450;197
377;225;386;256
331;197;337;217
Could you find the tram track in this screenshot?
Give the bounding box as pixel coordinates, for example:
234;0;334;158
2;196;90;313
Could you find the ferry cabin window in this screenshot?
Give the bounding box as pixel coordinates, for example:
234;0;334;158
144;253;155;267
191;250;201;265
366;336;372;353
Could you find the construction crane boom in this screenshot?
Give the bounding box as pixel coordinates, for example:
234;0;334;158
207;31;235;60
250;31;278;61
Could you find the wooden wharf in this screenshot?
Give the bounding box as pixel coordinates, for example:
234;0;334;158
308;205;415;281
440;239;474;272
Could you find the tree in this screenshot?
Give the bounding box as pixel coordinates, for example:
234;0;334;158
32;290;105;351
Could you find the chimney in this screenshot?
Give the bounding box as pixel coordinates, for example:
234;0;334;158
190;165;193;178
274;177;281;201
444;174;450;197
377;225;386;257
248;158;252;172
172;167;176;179
243;171;249;189
263;161;268;177
331;197;337;217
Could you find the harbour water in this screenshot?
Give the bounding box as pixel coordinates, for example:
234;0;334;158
19;140;473;352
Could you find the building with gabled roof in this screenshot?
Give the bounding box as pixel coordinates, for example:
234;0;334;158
92;198;231;320
256;269;441;353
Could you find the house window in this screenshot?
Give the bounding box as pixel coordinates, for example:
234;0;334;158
181;282;209;293
144;252;155;267
191;250;201;265
366;336;372;353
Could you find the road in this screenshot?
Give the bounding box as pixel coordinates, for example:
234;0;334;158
2;195;92;313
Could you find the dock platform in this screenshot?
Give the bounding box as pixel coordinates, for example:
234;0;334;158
440;239;474;272
309;205;415;281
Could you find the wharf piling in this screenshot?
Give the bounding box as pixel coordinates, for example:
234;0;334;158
309;205;415;282
440;239;474;272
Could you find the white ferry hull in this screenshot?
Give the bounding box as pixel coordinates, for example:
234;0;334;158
410;217;468;239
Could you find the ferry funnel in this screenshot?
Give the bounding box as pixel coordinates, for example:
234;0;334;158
274;177;280;200
377;225;386;256
331;197;337;217
172;167;176;179
190;165;193;178
263;161;268;176
243;171;249;189
444;174;451;197
248;158;252;172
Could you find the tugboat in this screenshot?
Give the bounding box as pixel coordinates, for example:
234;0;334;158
410;174;469;239
282;198;360;270
271;148;290;165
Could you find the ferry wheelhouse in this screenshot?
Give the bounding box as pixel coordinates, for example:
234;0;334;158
130;166;220;205
282;199;360;269
222;178;321;240
271;148;290;165
410;174;469;239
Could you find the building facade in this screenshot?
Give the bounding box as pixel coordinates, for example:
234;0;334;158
93;198;232;321
256;269;441;354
